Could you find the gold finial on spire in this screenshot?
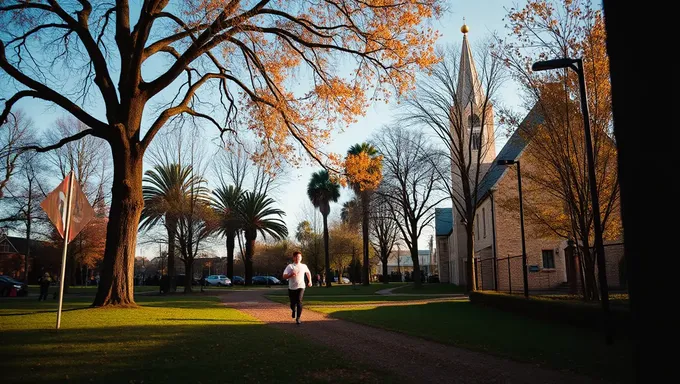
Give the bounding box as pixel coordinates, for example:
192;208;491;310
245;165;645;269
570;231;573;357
461;17;469;34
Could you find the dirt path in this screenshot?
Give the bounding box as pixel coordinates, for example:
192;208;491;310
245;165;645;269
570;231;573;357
220;290;605;384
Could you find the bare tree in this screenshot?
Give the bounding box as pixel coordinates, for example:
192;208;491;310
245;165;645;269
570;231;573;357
0;151;50;282
369;191;399;284
176;183;218;292
373;125;449;288
0;110;32;199
499;2;619;300
211;143;288;197
402;41;506;291
0;0;441;306
45;117;110;199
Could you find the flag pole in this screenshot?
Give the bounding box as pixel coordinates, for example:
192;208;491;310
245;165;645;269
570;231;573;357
56;172;75;330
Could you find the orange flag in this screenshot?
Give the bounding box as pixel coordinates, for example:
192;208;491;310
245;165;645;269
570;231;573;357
40;172;95;243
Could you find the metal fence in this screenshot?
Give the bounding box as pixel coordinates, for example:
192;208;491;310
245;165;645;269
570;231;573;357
474;242;627;295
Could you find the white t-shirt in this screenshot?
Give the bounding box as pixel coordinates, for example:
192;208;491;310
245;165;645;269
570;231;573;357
283;263;310;290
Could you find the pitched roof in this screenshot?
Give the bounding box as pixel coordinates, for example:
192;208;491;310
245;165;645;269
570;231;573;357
435;207;453;237
476;105;544;203
0;235;54;254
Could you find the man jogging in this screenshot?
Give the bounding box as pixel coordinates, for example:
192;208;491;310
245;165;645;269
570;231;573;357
282;251;312;324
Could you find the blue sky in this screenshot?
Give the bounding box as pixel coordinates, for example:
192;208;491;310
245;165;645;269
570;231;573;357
273;0;524;251
3;0;524;257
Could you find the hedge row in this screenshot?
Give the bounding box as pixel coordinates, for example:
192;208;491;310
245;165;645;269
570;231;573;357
469;291;630;334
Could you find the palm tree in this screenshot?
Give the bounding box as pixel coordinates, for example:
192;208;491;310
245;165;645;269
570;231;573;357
237;191;288;286
140;163;201;292
211;185;243;280
341;198;361;227
347;143;382;286
307;170;341;287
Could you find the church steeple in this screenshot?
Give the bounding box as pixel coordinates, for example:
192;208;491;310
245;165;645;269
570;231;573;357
452;21;496;162
456;21;485;110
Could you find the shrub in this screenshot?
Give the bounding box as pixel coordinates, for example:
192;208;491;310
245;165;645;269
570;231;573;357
469;291;630;334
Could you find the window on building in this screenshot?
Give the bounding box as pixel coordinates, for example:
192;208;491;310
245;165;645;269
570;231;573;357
0;242;10;253
482;208;486;238
476;214;479;240
469;114;481;127
471;132;481;150
542;250;555;269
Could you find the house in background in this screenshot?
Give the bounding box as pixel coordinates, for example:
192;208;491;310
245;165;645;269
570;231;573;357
375;249;435;279
0;231;61;283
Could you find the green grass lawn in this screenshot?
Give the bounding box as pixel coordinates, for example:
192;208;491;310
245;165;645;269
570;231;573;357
391;283;466;294
27;285;160;294
267;283;408;296
312;301;632;383
265;294;453;306
0;295;397;384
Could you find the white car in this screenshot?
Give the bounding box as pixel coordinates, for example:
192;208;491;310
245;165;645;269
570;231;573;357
205;275;231;286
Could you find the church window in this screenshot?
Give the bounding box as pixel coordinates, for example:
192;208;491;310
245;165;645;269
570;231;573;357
469;114;481;127
471;132;481;150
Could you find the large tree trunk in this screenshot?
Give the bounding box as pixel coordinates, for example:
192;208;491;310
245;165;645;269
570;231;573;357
466;223;476;293
411;234;422;289
381;255;388;283
323;214;332;287
244;237;255;286
362;192;370;285
577;226;596;301
166;220;177;292
93;141;143;307
226;233;235;280
183;258;193;293
582;247;598;301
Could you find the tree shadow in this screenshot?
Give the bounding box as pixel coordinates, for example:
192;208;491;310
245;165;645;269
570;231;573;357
324;301;633;383
1;322;389;384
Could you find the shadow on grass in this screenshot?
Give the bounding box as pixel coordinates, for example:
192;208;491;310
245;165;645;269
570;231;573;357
158;318;259;323
1;318;392;384
0;306;91;317
0;295;221;314
323;301;632;383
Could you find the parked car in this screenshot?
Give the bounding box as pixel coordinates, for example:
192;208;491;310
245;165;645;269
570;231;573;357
231;276;245;285
0;275;29;297
251;276;282;285
333;276;350;284
205;275;231;286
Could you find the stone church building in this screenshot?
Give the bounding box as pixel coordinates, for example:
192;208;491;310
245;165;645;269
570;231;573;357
436;24;624;293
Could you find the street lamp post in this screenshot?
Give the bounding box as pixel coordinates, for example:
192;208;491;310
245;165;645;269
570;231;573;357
532;58;611;344
497;159;529;298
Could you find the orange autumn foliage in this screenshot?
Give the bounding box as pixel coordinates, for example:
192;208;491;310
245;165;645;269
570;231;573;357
344;152;383;192
179;0;442;170
501;0;621;253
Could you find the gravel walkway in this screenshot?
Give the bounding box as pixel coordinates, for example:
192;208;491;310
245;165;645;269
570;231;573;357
220;290;605;384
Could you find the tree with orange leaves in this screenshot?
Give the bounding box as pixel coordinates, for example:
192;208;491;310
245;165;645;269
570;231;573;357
0;0;442;306
500;0;620;300
345;143;383;285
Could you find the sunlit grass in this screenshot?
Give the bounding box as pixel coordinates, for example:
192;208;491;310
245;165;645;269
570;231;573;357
0;295;395;384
